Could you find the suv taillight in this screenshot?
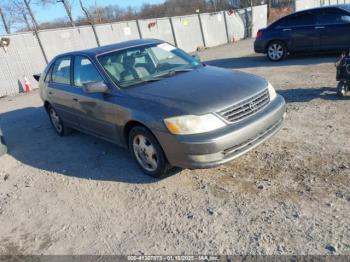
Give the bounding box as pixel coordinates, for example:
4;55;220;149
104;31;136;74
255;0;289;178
256;31;263;38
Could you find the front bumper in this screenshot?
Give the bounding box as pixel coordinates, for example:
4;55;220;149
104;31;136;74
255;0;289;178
155;95;286;169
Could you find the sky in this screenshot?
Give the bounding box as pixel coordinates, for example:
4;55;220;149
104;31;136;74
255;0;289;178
0;0;165;34
37;0;166;22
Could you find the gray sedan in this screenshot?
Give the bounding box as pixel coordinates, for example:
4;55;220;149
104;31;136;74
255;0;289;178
37;39;286;177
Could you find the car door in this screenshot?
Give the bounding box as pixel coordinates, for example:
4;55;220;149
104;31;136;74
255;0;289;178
317;8;350;51
71;55;120;143
46;56;80;129
286;11;319;52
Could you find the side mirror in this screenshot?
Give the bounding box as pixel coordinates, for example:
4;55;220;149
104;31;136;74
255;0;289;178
33;74;41;82
192;54;201;62
82;81;108;93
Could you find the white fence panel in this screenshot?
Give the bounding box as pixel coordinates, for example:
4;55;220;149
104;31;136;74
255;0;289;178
225;9;246;42
39;26;98;61
95;21;140;46
252;5;268;37
172;15;204;52
138;18;175;45
0;32;46;97
200;12;228;47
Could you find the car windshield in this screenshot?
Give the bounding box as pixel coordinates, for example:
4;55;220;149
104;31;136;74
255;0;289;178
97;43;202;88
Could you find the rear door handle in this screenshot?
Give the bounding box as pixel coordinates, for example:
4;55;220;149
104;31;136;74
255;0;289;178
48;91;53;95
73;98;79;102
315;26;325;29
283;28;292;31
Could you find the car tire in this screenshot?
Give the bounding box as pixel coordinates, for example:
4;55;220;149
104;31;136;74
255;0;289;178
0;127;7;156
267;41;287;62
47;105;72;136
129;126;171;178
337;81;347;97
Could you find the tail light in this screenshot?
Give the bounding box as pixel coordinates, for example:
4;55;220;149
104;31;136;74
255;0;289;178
256;31;263;38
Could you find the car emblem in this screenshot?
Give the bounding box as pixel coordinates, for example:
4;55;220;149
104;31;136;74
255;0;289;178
249;102;256;110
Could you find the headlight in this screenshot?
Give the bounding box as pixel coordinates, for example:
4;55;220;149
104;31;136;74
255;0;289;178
267;82;277;101
164;114;226;135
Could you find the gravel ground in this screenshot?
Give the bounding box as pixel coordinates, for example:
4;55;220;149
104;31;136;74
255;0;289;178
0;39;349;255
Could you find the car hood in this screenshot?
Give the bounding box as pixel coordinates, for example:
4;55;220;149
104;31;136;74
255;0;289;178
125;65;269;116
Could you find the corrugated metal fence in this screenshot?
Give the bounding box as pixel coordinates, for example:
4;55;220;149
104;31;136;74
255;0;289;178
0;5;267;97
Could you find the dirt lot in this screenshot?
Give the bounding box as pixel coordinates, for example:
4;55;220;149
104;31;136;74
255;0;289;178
0;39;349;255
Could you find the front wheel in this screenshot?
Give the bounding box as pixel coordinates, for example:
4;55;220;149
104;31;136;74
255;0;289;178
267;41;287;62
129;126;170;178
337;81;348;97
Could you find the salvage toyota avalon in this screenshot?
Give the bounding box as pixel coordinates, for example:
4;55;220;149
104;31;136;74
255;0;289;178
37;39;286;178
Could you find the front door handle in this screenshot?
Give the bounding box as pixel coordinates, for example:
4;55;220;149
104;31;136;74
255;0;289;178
315;26;325;29
73;98;79;102
283;28;292;31
48;91;53;95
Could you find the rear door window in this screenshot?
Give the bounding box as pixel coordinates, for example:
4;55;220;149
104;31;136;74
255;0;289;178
288;12;317;27
274;17;291;28
51;57;71;85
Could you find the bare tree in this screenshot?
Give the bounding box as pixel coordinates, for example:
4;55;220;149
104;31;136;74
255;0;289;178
57;0;74;26
8;0;32;30
4;0;259;31
21;0;57;30
22;0;39;29
20;0;48;63
0;4;10;34
21;12;31;30
79;0;100;46
0;0;28;34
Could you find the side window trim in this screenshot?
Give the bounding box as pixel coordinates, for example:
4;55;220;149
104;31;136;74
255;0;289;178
44;63;54;83
70;55;75;86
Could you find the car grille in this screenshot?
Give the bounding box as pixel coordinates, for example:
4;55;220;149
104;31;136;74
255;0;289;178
218;89;270;123
223;118;283;157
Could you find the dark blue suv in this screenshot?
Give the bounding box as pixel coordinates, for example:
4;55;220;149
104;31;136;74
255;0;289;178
254;5;350;61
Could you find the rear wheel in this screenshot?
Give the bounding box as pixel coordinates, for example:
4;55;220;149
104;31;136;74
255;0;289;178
337;81;347;97
267;41;287;61
129;126;170;178
48;105;72;136
0;128;7;156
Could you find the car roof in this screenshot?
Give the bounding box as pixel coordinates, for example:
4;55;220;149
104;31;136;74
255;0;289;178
58;38;164;58
293;4;350;15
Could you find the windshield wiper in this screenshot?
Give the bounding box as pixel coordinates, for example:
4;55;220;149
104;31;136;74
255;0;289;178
157;68;193;78
119;76;164;87
172;68;194;72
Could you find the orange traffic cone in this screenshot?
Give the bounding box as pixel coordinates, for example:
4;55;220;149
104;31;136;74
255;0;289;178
24;77;31;93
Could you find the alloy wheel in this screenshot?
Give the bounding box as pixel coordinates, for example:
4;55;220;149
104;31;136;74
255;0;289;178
133;134;158;172
49;108;63;133
268;43;284;61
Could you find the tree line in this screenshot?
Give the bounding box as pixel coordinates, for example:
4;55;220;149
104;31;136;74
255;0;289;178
0;0;292;34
